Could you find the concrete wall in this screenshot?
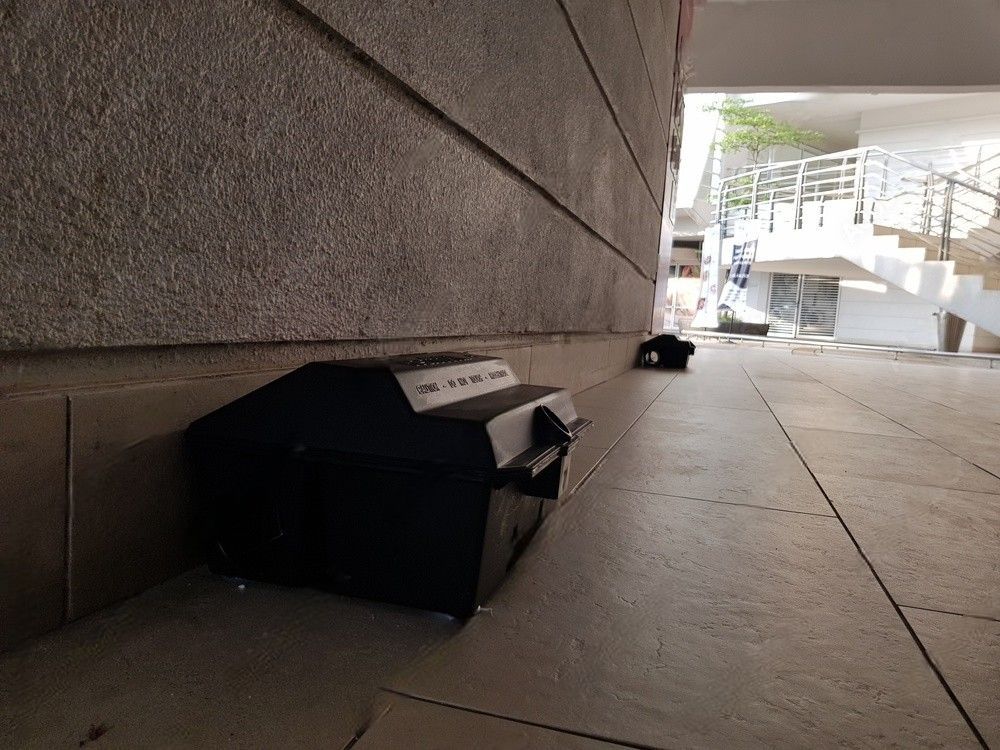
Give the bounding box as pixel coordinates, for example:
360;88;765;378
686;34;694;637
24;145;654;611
751;268;940;349
0;0;683;648
856;93;1000;155
687;0;1000;91
835;279;940;350
742;272;770;325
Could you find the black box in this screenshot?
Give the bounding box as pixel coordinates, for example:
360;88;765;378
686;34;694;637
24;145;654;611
186;352;591;617
640;334;696;368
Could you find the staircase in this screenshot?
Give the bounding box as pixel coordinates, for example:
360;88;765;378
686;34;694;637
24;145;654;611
715;146;1000;339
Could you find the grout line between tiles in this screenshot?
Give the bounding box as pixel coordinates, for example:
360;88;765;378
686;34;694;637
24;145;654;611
645;399;772;413
899;604;1000;624
776;357;1000;483
380;689;653;750
609;487;837;519
817;476;1000;497
569;372;679;496
781;425;926;441
881;378;1000;425
742;365;989;750
342;701;393;750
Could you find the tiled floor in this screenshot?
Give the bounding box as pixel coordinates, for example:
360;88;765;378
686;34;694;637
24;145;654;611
3;344;998;748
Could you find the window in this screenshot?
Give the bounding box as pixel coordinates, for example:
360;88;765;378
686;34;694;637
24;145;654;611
766;273;839;339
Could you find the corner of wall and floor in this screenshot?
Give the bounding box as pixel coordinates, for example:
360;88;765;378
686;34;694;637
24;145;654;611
0;0;684;649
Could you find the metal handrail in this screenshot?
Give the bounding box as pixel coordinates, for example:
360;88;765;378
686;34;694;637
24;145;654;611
727;146;999;199
714;145;1000;266
734;142;1000;182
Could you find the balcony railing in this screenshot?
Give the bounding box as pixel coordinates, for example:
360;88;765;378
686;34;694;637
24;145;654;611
714;146;1000;266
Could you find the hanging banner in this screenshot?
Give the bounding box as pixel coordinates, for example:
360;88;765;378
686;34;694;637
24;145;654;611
691;224;720;329
718;220;759;316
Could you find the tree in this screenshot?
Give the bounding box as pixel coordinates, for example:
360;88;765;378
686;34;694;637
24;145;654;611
707;98;823;166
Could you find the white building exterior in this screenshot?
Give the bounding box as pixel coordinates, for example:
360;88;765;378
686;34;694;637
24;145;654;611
669;92;1000;352
733;269;941;350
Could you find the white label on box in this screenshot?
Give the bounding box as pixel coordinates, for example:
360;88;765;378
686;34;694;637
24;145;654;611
394;361;519;411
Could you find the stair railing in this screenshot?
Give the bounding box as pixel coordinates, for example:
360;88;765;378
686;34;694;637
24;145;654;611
714;145;1000;268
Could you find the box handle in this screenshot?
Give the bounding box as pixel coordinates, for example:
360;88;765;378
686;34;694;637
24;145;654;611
497;409;593;482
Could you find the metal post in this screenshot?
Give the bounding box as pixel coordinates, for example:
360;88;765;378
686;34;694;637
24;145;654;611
995;173;1000;219
939;181;955;261
921;175;935;235
792;161;806;229
716;180;725;236
852;149;869;224
748;170;760;221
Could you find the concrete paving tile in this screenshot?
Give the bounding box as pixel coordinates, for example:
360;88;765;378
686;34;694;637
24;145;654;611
579;367;671;392
903;608;1000;748
605;367;676;389
843;393;1000;477
390;486;975;749
572;383;662;412
655;374;769;411
637;400;782;436
784;355;1000;424
354;697;621;749
768;401;919;438
789;427;1000;495
0;568;458;750
886;375;1000;424
817;475;1000;619
594;425;833;515
771;365;1000;474
748;377;853;407
741;362;814;383
574;404;646;450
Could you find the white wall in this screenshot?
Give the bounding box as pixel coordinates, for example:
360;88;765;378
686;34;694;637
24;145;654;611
751;271;940;348
835;279;939;349
857;93;1000;162
742;271;769;324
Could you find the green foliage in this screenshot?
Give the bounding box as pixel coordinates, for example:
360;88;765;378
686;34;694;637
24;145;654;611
723;173;754;208
707;98;823;165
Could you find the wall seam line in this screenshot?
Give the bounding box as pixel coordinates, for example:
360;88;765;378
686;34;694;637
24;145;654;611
1;331;650;397
649;0;686;334
280;0;654;282
553;0;663;211
625;0;670;144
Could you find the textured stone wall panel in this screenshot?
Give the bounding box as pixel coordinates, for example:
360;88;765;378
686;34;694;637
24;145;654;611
563;0;669;199
630;0;679;139
303;0;662;275
0;1;652;350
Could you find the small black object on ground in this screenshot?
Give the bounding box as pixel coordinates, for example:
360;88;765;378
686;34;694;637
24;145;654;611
639;334;696;369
